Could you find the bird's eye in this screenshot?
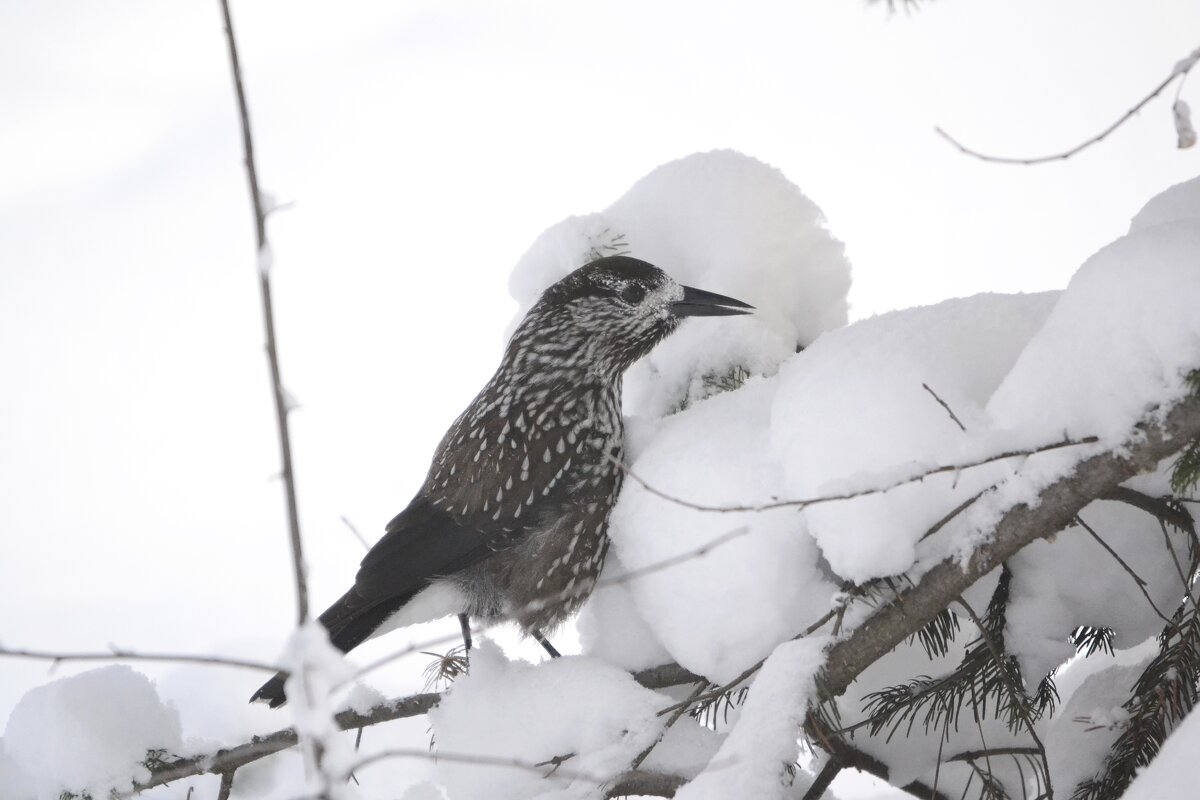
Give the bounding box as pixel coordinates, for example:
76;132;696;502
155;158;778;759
620;285;646;304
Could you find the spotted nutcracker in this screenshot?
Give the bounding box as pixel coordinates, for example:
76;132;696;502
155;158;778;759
252;255;752;707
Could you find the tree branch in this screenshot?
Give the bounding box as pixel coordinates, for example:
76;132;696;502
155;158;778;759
610;436;1098;515
0;646;279;674
606;770;687;798
218;0;308;624
820;393;1200;699
136;663;704;791
935;44;1200;165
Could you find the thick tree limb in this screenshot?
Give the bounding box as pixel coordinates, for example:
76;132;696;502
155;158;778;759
606;770;688;798
821;394;1200;698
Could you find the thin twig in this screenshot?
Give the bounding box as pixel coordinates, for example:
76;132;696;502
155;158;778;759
1159;519;1200;611
338;746;600;783
919;487;992;543
218;0;308;624
631;681;709;770
947;746;1042;764
0;646;280;674
656;606;841;718
922;383;967;432
609;436;1098;515
1074;515;1173;624
341;515;371;550
935;45;1200;165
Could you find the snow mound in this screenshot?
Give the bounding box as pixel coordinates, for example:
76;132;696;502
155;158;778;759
427;642;672;799
676;637;827;800
1004;473;1189;682
2;665;182;800
989;209;1200;444
771;291;1058;582
1129;172;1200;232
609;375;839;683
508;149;851;416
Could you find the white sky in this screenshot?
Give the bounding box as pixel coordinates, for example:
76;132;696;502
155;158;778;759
2;0;1199;787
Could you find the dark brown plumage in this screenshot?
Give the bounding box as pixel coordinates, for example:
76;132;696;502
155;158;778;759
251;255;751;707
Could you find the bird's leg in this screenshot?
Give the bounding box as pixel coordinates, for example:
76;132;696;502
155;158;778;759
532;629;561;658
458;614;473;652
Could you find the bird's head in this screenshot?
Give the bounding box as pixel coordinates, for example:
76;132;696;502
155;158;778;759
509;255;754;380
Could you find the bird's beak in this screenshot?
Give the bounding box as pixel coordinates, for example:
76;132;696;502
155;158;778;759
672;285;755;318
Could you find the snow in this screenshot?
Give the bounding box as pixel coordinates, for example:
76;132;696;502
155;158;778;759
608;375;840;683
1045;654;1150;796
771;291;1059;582
508;150;852;417
675;637;828;800
427;641;676;799
988;213;1200;446
575;553;673;673
1129;173;1200;232
281;621;361;800
1004;473;1188;682
1;665;182;800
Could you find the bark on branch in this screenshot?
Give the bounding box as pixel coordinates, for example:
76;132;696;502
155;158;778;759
138;664;702;791
821;393;1200;698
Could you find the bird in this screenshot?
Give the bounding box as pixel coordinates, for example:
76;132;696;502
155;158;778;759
251;254;752;707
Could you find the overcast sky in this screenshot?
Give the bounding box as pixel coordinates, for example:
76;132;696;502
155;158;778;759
2;0;1199;774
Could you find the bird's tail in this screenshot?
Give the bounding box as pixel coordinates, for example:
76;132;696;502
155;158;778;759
249;587;419;708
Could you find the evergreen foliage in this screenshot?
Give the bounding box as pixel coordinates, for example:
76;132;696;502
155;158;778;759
1170;371;1200;496
1071;605;1200;800
861;567;1055;744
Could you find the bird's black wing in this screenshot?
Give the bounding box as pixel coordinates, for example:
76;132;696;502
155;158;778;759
353;495;510;601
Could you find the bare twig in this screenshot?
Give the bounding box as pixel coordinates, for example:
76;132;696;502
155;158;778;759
609;436;1099;515
338;746;601;783
919;487;993;543
922;383;967;432
947;746;1042;764
0;646;280;674
632;681;709;770
340;515;371;550
216;771;234;800
935;45;1200;165
218;0;308;624
1074;515;1173;624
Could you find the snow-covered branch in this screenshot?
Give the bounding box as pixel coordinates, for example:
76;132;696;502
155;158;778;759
129;663;702;792
821;391;1200;698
